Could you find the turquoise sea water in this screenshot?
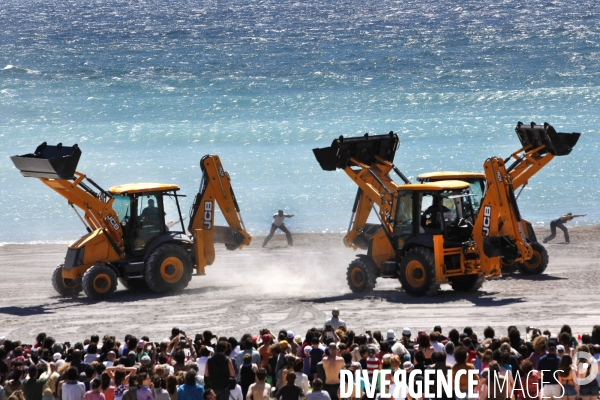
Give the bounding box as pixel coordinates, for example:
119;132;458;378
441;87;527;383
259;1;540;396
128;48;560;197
1;0;599;244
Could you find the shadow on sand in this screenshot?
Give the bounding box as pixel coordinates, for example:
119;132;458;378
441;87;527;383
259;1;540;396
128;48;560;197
0;286;226;317
302;289;525;307
499;273;567;281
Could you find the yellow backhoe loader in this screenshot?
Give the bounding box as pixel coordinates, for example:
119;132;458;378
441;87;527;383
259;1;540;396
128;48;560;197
418;122;580;275
11;143;251;300
312;128;579;295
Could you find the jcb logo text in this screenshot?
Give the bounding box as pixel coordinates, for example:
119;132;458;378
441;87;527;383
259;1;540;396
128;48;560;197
482;205;491;237
204;201;213;229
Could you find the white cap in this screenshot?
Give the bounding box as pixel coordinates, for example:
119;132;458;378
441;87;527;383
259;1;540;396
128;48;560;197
53;353;62;361
402;328;411;336
386;329;396;340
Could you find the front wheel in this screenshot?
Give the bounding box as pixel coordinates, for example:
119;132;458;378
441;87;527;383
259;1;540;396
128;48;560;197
398;247;438;296
518;242;549;275
82;264;118;300
145;244;193;293
346;258;377;293
52;264;82;297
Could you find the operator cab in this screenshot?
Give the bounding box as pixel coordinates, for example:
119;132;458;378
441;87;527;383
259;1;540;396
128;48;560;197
109;183;186;256
393;180;476;250
417;172;486;214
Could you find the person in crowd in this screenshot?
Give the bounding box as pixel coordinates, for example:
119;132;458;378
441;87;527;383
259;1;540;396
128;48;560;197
478;361;512;400
538;340;562;400
205;341;236;400
452;347;478;399
307;379;330;400
292;357;309;396
321;344;343;400
557;355;578;400
239;354;257;399
166;376;177;400
178;370;205;400
23;361;50;400
246;368;270;400
62;367;86;400
274;373;302;400
84;379;105;400
415;333;434;364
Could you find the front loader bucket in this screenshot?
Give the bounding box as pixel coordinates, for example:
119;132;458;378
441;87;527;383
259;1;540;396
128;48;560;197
10;142;81;180
313;132;398;171
515;122;580;156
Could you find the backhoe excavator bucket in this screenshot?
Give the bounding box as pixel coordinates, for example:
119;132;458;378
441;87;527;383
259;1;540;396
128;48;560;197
313;132;398;171
515;122;580;156
11;142;81;180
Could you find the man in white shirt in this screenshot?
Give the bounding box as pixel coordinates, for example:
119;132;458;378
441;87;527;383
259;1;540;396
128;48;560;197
444;342;456;366
262;210;294;247
103;351;116;367
323;308;346;331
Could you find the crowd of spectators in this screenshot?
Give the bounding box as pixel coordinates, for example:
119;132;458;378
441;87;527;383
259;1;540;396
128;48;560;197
1;310;600;400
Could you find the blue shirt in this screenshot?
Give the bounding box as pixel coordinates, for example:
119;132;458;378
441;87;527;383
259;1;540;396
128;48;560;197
538;354;561;385
177;383;205;400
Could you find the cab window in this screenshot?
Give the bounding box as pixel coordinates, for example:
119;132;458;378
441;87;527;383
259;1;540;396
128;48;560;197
112;195;131;224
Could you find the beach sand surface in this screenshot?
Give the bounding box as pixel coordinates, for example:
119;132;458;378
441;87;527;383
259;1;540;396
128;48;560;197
1;226;599;343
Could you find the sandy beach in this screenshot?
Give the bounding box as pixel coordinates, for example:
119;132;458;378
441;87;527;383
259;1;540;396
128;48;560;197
1;226;599;344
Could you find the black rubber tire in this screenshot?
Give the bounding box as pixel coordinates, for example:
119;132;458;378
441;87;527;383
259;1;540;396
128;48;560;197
346;258;377;293
518;241;549;275
144;244;193;293
118;277;149;292
82;264;118;300
52;264;82;297
398;247;438;296
450;274;485;292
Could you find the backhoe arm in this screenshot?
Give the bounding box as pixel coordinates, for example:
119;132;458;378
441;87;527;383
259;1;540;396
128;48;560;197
473;157;532;273
188;155;251;275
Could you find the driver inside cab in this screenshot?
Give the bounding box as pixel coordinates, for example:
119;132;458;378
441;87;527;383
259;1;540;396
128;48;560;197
141;198;161;226
421;196;453;233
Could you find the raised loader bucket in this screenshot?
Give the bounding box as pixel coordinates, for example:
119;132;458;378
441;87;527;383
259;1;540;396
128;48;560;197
515;122;580;156
10;142;81;179
313;132;399;171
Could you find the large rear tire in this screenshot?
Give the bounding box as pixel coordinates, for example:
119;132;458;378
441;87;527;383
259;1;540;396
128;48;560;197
118;277;149;292
82;264;118;300
346;258;377;293
398;247;438;296
145;244;193;293
52;264;82;297
450;274;485;292
518;241;549;275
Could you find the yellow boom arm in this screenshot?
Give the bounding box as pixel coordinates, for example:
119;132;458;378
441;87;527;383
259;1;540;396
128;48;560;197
473;157;532;268
188;155;251;275
40;172;125;257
